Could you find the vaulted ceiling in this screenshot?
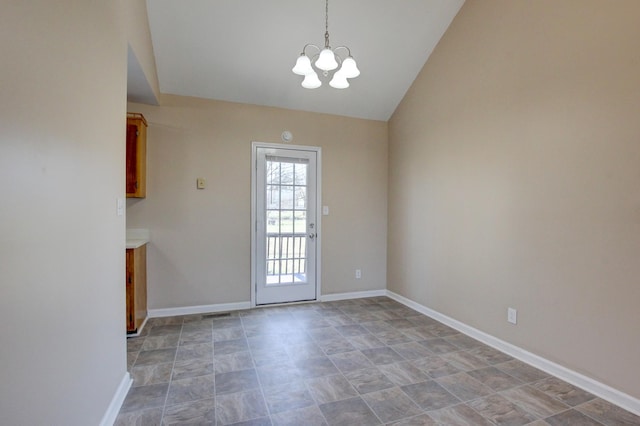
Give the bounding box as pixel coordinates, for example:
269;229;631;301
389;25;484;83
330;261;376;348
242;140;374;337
132;0;464;121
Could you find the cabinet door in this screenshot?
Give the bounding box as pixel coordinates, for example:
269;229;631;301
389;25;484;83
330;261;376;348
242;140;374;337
126;249;136;332
126;123;139;195
126;113;147;198
134;245;147;330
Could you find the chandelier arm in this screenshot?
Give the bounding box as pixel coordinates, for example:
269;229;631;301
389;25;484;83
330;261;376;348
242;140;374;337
333;46;352;58
301;43;321;56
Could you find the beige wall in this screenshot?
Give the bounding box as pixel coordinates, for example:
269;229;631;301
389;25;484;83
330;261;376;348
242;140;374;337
388;0;640;399
127;96;388;309
0;1;128;424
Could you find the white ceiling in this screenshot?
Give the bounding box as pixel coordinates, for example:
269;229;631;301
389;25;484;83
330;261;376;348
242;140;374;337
137;0;464;121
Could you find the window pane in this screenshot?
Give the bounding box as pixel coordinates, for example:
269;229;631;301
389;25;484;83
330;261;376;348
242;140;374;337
281;162;294;184
294;236;306;259
266;210;279;234
280;210;293;233
294;186;306;210
294;163;307;185
294;211;306;234
266;236;279;260
280;186;293;209
266;185;279;209
266;162;280;184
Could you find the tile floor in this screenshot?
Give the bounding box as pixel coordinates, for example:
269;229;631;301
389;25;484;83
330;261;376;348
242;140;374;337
117;297;640;425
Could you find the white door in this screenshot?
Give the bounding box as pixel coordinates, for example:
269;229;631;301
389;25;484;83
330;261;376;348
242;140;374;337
253;144;320;305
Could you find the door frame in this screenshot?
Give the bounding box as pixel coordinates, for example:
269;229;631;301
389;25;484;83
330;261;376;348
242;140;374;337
250;141;322;307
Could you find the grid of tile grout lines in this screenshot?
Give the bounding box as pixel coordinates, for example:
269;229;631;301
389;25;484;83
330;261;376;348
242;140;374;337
117;296;640;425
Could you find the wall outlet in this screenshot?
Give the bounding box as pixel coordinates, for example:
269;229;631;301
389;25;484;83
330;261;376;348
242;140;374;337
196;178;206;189
507;307;517;324
355;269;362;279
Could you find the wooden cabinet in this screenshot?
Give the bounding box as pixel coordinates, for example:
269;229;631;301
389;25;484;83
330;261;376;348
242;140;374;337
126;113;147;198
126;244;147;334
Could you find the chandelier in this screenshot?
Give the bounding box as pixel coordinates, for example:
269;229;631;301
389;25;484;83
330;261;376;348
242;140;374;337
292;0;360;89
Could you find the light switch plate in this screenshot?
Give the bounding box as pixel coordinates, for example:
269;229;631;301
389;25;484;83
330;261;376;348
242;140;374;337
322;206;329;216
197;178;206;189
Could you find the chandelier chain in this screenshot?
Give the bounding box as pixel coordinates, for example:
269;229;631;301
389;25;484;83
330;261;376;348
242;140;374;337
324;0;330;48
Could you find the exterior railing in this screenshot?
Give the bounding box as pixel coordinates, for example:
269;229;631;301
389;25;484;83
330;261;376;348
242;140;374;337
266;233;307;279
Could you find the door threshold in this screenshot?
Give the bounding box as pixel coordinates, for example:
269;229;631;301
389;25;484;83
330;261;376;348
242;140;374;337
254;298;319;308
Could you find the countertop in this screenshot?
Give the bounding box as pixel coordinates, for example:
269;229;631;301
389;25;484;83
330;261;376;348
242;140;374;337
126;228;149;249
126;239;149;249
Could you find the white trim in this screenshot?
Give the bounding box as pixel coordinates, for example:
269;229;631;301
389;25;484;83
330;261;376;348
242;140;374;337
315;148;323;304
148;301;251;318
147;291;387;317
100;372;132;426
250;141;322;307
320;289;387;302
250;143;258;308
386;290;640;416
147;291;388;317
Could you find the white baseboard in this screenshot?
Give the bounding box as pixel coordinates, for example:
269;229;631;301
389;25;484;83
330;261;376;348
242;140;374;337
148;301;251;318
148;290;387;318
100;372;132;426
386;290;640;416
320;289;387;302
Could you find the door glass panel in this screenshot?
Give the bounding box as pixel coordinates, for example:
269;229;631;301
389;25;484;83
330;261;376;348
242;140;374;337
264;156;309;287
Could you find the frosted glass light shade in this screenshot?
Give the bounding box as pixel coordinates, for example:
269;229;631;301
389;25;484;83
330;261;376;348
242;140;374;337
339;56;360;78
301;72;322;89
292;54;313;75
329;72;349;89
315;48;338;71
